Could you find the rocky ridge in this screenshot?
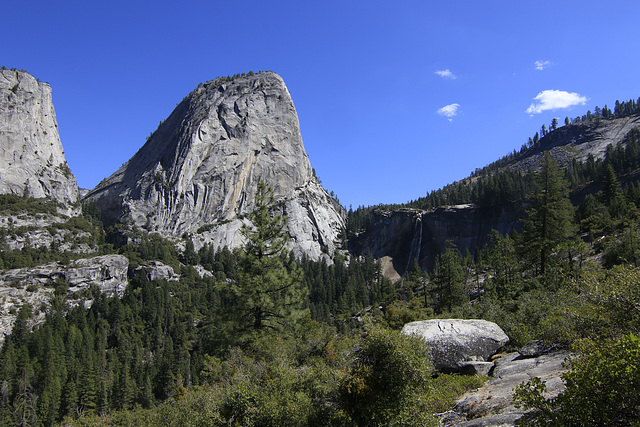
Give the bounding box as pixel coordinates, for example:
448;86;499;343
0;210;97;254
0;254;129;347
0;69;79;204
445;350;572;426
355;114;640;276
87;72;345;261
511;114;640;174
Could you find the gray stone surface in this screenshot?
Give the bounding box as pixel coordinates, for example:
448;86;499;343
402;319;509;372
459;361;495;376
518;340;558;358
0;69;78;204
509;115;640;175
87;72;345;261
0;209;98;254
135;261;180;282
447;350;573;426
0;255;129;347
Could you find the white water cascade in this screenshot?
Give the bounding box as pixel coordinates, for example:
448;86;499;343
404;213;423;275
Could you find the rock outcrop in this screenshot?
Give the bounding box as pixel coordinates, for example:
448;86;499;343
87;72;345;261
446;350;573;426
134;261;180;282
0;69;78;204
0;255;129;347
402;319;509;373
511;114;640;174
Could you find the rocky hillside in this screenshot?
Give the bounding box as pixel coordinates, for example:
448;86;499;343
510;114;640;173
87;72;345;261
353;113;640;277
0;69;78;205
0;254;129;347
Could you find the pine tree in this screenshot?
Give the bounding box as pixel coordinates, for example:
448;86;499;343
485;230;519;299
433;243;467;312
522;152;576;276
601;163;627;218
226;182;307;331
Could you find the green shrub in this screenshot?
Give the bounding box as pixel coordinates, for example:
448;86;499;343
338;326;479;426
514;334;640;426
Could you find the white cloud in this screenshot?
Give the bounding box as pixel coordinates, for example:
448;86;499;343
435;69;456;79
437;103;460;121
534;60;551;71
526;90;587;115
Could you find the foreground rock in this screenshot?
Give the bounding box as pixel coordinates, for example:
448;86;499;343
0;255;129;347
87;72;345;261
402;319;509;373
445;350;573;426
0;69;79;204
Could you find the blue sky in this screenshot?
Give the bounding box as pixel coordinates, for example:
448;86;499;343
3;1;640;208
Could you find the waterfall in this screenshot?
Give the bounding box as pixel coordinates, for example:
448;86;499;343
404;213;423;275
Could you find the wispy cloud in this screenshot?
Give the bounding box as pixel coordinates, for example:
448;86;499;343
526;90;587;115
437;103;460;121
435;69;457;79
534;60;551;71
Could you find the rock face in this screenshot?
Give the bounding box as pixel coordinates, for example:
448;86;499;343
447;350;572;426
0;255;129;347
0;69;78;204
134;261;180;282
87;72;345;261
511;114;640;174
353;205;521;276
402;319;509;373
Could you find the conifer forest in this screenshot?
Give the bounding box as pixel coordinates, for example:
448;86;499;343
3;101;640;426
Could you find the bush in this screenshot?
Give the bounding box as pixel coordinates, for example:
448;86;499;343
514;334;640;426
339;326;486;426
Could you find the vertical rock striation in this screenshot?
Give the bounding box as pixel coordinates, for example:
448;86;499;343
87;72;345;261
0;69;78;204
351;205;521;276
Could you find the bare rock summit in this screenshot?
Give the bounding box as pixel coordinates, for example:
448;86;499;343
0;69;79;204
87;72;345;260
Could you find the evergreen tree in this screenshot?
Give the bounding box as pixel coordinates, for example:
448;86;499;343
522;152;576;276
226;182;307;331
433;243;467;312
485;230;519;299
601;163;627;218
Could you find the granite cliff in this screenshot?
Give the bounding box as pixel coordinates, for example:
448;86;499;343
87;72;345;261
0;69;78;205
352;205;521;278
353;114;640;277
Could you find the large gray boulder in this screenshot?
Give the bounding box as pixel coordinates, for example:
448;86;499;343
87;72;345;262
448;350;572;426
0;69;79;204
402;319;509;372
